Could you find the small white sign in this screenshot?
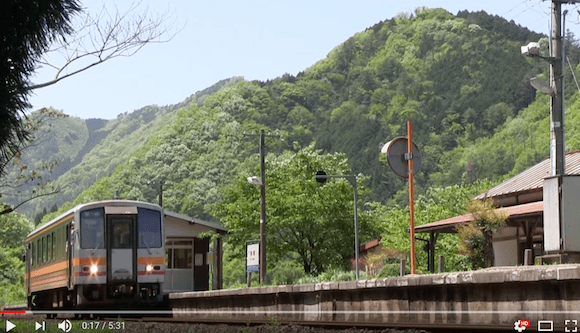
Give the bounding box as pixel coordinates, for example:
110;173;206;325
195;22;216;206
195;253;203;266
246;243;259;273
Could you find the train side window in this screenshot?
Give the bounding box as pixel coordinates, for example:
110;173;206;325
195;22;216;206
55;229;59;260
52;231;56;261
31;242;35;268
43;236;47;264
58;228;62;259
36;240;40;267
47;234;52;263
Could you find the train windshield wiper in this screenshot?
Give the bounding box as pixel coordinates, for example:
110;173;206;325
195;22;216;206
143;237;152;254
91;241;100;255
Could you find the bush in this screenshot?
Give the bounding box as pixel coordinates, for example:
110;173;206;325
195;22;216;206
269;260;305;285
0;281;27;306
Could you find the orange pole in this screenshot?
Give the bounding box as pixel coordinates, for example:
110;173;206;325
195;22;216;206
408;121;416;275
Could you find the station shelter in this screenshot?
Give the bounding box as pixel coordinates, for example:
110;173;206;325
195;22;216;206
414;150;580;270
162;210;227;293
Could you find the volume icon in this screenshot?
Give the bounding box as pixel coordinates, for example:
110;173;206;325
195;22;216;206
57;319;72;332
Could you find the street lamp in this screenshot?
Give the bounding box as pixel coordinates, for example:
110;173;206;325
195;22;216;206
315;171;360;280
247;176;262;186
530;77;555;96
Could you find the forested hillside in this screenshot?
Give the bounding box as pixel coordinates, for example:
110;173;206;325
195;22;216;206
40;8;565;223
14;77;243;220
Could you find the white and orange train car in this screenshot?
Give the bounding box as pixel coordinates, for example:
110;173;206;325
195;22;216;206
24;200;166;309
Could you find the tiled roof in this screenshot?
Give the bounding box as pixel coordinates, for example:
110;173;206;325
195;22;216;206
415;201;544;233
474;150;580;200
360;238;381;252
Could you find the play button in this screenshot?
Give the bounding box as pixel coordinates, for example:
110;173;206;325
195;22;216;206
6;320;15;332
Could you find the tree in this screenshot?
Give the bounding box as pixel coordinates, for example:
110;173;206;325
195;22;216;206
0;211;34;305
1;0;178;215
29;0;180;90
0;109;67;215
457;198;507;269
211;144;377;274
1;0;81;170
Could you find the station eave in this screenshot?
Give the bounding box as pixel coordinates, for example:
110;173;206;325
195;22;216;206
415;201;544;234
163;210;228;233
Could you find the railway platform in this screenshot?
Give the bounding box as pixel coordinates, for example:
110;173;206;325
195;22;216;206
169;264;580;331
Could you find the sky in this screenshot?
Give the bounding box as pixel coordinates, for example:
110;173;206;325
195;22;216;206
28;0;580;120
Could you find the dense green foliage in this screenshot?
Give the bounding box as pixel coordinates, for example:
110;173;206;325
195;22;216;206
211;144;379;274
0;212;34;305
17;78;244;219
368;180;499;273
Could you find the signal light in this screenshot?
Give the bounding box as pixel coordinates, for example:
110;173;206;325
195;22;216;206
146;264;153;272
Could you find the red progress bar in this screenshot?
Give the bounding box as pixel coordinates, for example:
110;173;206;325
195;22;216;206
0;311;26;314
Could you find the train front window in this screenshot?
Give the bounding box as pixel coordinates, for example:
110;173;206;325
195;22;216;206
111;219;132;248
137;208;162;249
80;208;104;249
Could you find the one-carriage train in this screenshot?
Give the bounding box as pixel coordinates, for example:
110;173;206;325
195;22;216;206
24;200;166;310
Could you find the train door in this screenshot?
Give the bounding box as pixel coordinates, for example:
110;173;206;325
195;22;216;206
107;216;137;283
66;224;72;289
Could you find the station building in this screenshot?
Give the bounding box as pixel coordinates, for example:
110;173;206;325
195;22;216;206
163;211;227;292
415;150;580;268
357;150;580;272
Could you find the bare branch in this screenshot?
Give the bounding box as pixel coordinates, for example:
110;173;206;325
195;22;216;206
0;109;67;213
28;0;183;90
0;189;61;215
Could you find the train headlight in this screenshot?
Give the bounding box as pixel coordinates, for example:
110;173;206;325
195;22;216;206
146;264;153;272
90;264;98;275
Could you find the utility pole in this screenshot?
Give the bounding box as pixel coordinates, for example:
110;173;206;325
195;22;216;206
536;0;580;263
259;130;266;284
244;130;281;283
146;180;165;207
550;0;565;177
158;180;164;207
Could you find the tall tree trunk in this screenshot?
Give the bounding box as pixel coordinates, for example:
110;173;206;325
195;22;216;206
483;230;494;268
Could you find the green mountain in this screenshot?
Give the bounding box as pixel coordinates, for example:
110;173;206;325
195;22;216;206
32;8;580;226
33;8;579;224
12;77;243;220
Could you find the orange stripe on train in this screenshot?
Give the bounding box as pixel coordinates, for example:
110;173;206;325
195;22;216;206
137;257;165;265
30;273;68;287
30;261;68;278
